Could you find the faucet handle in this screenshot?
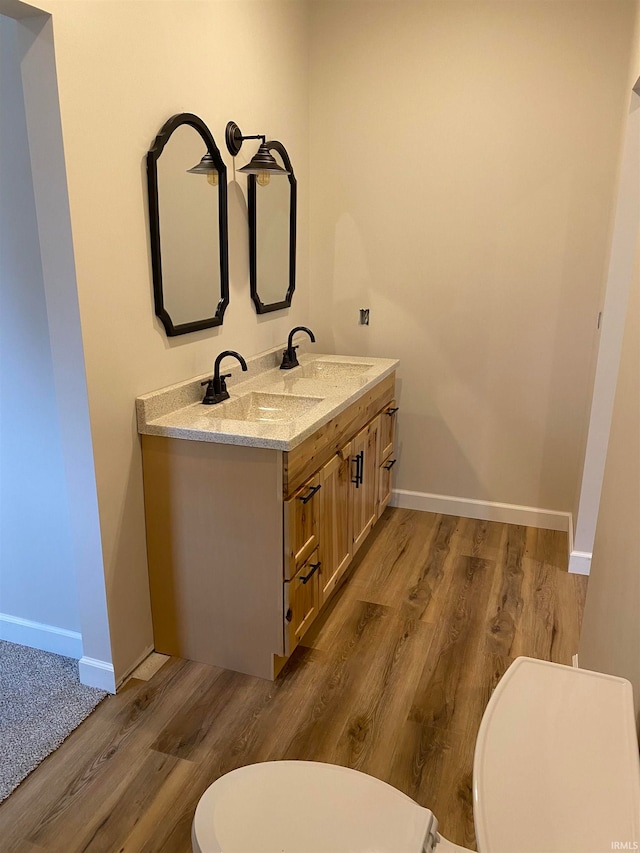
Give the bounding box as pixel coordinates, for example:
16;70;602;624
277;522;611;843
201;378;217;405
280;345;299;370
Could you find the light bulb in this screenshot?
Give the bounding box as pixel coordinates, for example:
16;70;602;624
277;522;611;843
207;170;219;187
256;171;270;187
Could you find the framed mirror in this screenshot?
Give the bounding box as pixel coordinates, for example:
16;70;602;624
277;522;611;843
147;113;229;336
248;141;296;314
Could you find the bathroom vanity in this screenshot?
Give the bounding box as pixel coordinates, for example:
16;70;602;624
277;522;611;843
136;348;398;679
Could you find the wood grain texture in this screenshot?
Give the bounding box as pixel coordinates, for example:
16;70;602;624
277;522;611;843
379;401;397;462
0;509;587;852
283;473;320;580
350;416;380;555
284;548;321;653
283;373;394;497
319;444;353;605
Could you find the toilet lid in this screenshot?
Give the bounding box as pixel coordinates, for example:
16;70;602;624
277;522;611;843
192;761;438;853
474;657;640;853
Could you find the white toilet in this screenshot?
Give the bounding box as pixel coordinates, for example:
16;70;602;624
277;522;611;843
192;657;640;852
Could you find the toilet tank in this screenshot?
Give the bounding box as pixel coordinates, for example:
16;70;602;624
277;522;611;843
473;657;640;853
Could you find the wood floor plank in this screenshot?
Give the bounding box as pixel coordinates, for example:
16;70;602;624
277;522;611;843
343;511;461;624
151;667;244;760
524;526;569;571
280;600;391;761
115;757;195;853
388;715;478;848
2;840;46;853
484;524;526;657
325;611;435;776
390;651;513;848
457;517;507;561
550;570;589;664
337;508;440;604
67;750;187;853
408;555;496;732
0;508;585;853
195;645;326;771
510;557;557;660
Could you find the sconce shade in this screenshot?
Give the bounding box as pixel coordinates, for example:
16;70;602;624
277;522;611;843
187;152;219;182
238;143;290;177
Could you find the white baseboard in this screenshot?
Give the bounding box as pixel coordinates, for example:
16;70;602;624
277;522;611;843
79;656;116;693
390;489;572;533
0;612;83;659
568;550;592;575
572;653;579;668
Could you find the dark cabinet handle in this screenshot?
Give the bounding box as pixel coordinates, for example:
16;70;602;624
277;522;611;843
352;451;364;487
300;562;321;584
299;484;321;504
383;458;397;470
386;407;399;415
285;608;293;622
352;454;361;487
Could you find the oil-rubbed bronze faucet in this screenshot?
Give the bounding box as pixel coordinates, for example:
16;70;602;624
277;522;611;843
280;326;316;370
201;350;248;404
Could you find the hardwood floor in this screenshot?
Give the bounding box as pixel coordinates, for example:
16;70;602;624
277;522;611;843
0;509;587;852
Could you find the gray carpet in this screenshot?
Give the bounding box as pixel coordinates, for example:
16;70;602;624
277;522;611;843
0;640;107;802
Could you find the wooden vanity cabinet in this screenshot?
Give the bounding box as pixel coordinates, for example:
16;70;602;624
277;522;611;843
142;371;397;680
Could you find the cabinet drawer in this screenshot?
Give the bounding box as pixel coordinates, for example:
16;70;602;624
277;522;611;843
284;474;321;580
284;549;321;655
379;401;398;463
378;456;396;518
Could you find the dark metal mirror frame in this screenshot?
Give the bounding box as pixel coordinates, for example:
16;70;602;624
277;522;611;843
147;113;230;336
248;140;296;314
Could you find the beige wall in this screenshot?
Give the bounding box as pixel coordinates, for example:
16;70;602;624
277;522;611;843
21;0;312;682
309;0;635;517
578;231;640;717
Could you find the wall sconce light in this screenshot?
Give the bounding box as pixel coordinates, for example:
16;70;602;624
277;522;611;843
186;152;219;187
225;120;290;187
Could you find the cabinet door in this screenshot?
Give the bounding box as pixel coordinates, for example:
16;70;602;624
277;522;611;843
378;456;396;518
284;549;321;655
284;474;320;580
351;416;380;555
319;442;352;606
379;401;398;463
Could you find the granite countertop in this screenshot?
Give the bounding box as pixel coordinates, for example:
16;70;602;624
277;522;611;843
136;345;398;451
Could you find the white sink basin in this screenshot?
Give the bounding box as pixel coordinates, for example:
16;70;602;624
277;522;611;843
298;360;373;380
211;392;324;423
